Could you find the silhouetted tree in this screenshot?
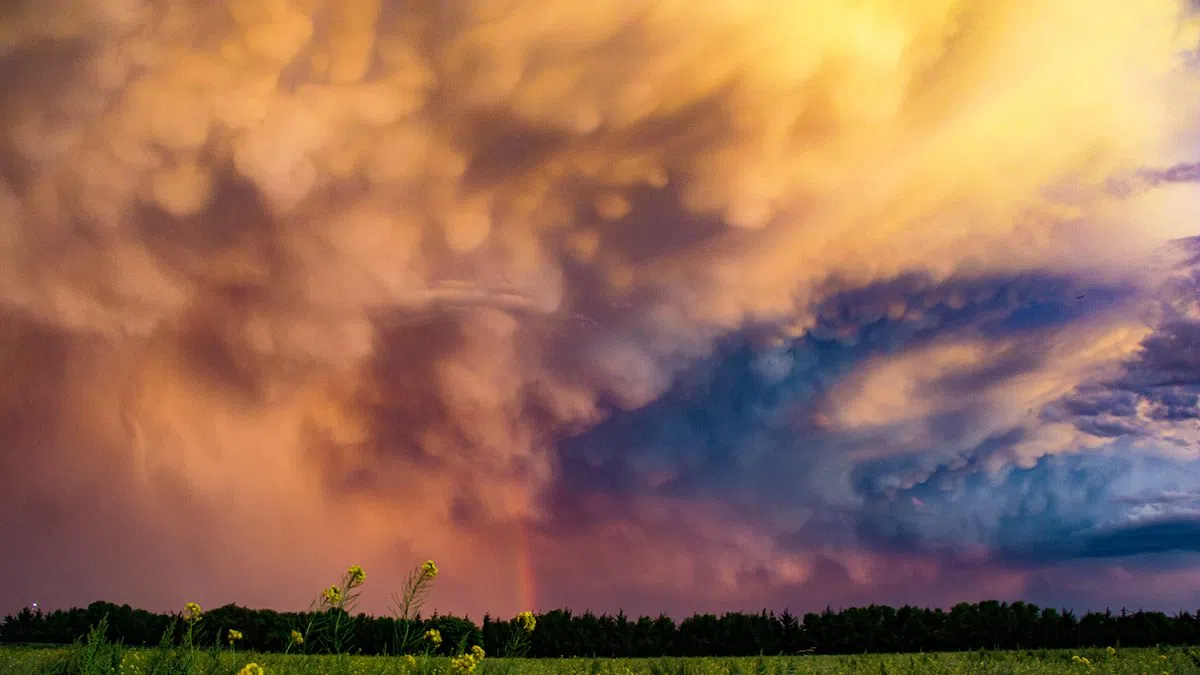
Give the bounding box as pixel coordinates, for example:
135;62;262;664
4;599;1199;656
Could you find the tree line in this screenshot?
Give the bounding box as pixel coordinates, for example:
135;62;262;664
2;600;1199;656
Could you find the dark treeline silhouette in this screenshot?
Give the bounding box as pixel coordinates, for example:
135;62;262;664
3;600;1199;656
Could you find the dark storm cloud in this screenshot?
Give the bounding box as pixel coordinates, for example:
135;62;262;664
854;451;1200;564
554;271;1137;505
551;247;1200;582
1074;518;1200;558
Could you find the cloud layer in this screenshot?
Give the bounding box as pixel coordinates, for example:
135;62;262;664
1;0;1198;617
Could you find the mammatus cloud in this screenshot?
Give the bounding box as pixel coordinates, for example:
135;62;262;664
1;0;1199;617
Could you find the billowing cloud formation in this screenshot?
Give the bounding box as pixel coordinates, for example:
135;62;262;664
1;0;1199;618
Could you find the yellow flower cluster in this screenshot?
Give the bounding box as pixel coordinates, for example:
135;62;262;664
290;629;304;646
1071;654;1093;668
236;663;264;675
227;629;243;644
323;585;344;605
347;565;366;588
448;645;486;672
517;610;537;632
402;654;417;668
421;560;439;579
182;602;202;623
423;628;442;646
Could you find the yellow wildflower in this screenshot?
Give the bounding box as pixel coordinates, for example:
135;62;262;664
237;664;264;675
421;560;439;579
227;629;243;644
470;645;485;660
1107;646;1116;656
290;629;304;646
402;654;417;668
323;585;344;605
347;565;366;587
450;654;477;673
424;628;442;646
517;610;536;632
182;602;202;622
1160;654;1169;660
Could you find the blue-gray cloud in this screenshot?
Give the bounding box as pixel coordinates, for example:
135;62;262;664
853;449;1200;560
1049;237;1200;443
556;270;1133;491
552;240;1200;571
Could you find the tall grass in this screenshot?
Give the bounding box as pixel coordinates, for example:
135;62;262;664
21;559;523;674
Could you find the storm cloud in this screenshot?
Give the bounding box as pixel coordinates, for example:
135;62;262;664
1;0;1199;618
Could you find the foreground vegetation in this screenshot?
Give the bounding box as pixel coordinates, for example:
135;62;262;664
3;644;1200;674
3;559;1198;673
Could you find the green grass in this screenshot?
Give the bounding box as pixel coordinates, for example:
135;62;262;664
2;645;1199;675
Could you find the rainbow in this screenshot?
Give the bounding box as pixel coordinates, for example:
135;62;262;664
514;518;538;613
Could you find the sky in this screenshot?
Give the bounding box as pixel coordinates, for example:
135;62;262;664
1;0;1199;621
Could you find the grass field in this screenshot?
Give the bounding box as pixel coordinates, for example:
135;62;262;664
2;645;1199;675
